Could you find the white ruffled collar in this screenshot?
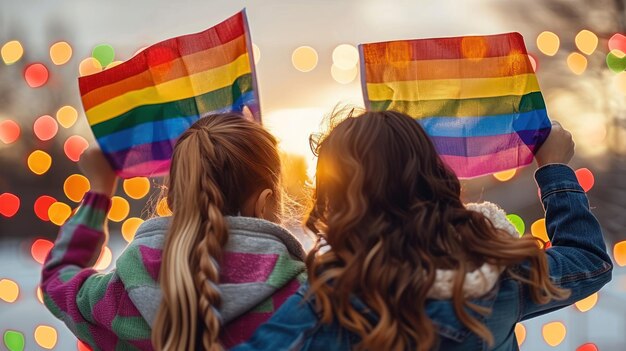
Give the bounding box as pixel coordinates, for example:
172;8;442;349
426;202;518;300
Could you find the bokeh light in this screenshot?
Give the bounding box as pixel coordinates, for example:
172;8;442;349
24;63;50;88
614;241;626;266
292;46;318;72
92;44;115;67
536;31;560;56
332;44;359;69
506;214;525;236
94;246;112;270
77;340;92;351
47;202;72;226
575;30;598;55
123;177;151;199
3;330;25;351
1;40;24;65
106;60;123;69
36;286;43;304
331;64;358;84
531;218;549;242
609;33;626;54
56;105;78;128
33;115;59;141
252;43;261;65
79;57;103;76
493;169;516;181
34;195;57;221
575;292;598;312
34;325;57;349
108;196;130;222
63;135;89;162
542;321;567;347
27;150;52;175
0;120;21;144
122;217;144;242
31;239;54;264
606;50;626;73
567;52;587;75
63;174;90;202
528;53;538;72
0;193;20;218
157;197;172;217
577;342;599;351
575;168;595;192
0;279;19;303
49;41;73;65
515;323;526;346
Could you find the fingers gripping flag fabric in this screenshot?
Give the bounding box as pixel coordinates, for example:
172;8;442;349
359;33;551;178
78;10;260;178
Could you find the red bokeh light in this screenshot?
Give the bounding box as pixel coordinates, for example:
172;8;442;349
63;135;89;162
33;115;59;141
77;340;93;351
609;33;626;53
576;343;599;351
34;195;57;221
575;168;595;192
0;193;20;218
0;120;21;144
31;239;54;264
24;63;49;88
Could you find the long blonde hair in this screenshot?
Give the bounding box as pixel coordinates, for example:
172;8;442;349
152;114;281;351
306;110;570;351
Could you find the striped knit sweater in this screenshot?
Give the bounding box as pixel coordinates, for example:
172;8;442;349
41;192;307;351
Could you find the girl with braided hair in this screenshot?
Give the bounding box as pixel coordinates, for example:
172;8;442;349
41;113;307;350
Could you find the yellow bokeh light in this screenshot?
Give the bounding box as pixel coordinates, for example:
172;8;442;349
56;105;78;128
49;41;73;65
123;177;151;199
493;169;517;182
332;44;359;70
34;325;58;349
611;49;626;59
575;30;598;55
252;43;261;65
48;202;72;226
64;174;91;202
122;217;144;242
27;150;52;175
1;40;24;65
567;52;587;75
614;240;626;266
79;57;103;76
331;64;358;84
108;196;130;222
536;31;560;56
94;246;112;270
542;321;567;347
0;279;19;303
36;286;43;304
575;292;598;312
292;46;318;72
157;197;172;217
531;218;549;242
106;60;123;69
515;323;526;346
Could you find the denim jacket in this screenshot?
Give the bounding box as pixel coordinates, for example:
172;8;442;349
231;164;613;351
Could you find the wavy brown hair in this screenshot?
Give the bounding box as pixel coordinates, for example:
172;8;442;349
152;113;281;351
306;110;569;351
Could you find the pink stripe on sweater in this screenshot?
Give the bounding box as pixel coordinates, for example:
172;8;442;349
220;252;279;284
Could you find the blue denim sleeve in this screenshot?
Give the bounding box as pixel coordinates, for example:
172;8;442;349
230;288;319;351
518;164;613;321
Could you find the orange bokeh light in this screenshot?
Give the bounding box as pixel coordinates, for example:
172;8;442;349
614;241;626;266
63;174;91;202
79;57;103;76
531;218;549;242
542;321;567;347
94;246;112;271
64;135;89;162
157;197;172;217
31;239;54;264
108;196;130;222
27;150;53;175
24;63;49;88
48;202;72;226
514;323;526;346
56;105;78;128
0;120;20;144
34;325;57;349
123;177;151;199
0;279;19;303
36;286;44;304
574;292;598;312
33;115;58;141
121;217;144;242
0;193;20;218
49;41;72;65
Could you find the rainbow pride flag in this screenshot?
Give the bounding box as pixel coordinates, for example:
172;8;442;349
359;33;551;178
78;10;260;178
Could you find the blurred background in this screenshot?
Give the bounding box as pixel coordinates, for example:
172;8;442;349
1;0;625;350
